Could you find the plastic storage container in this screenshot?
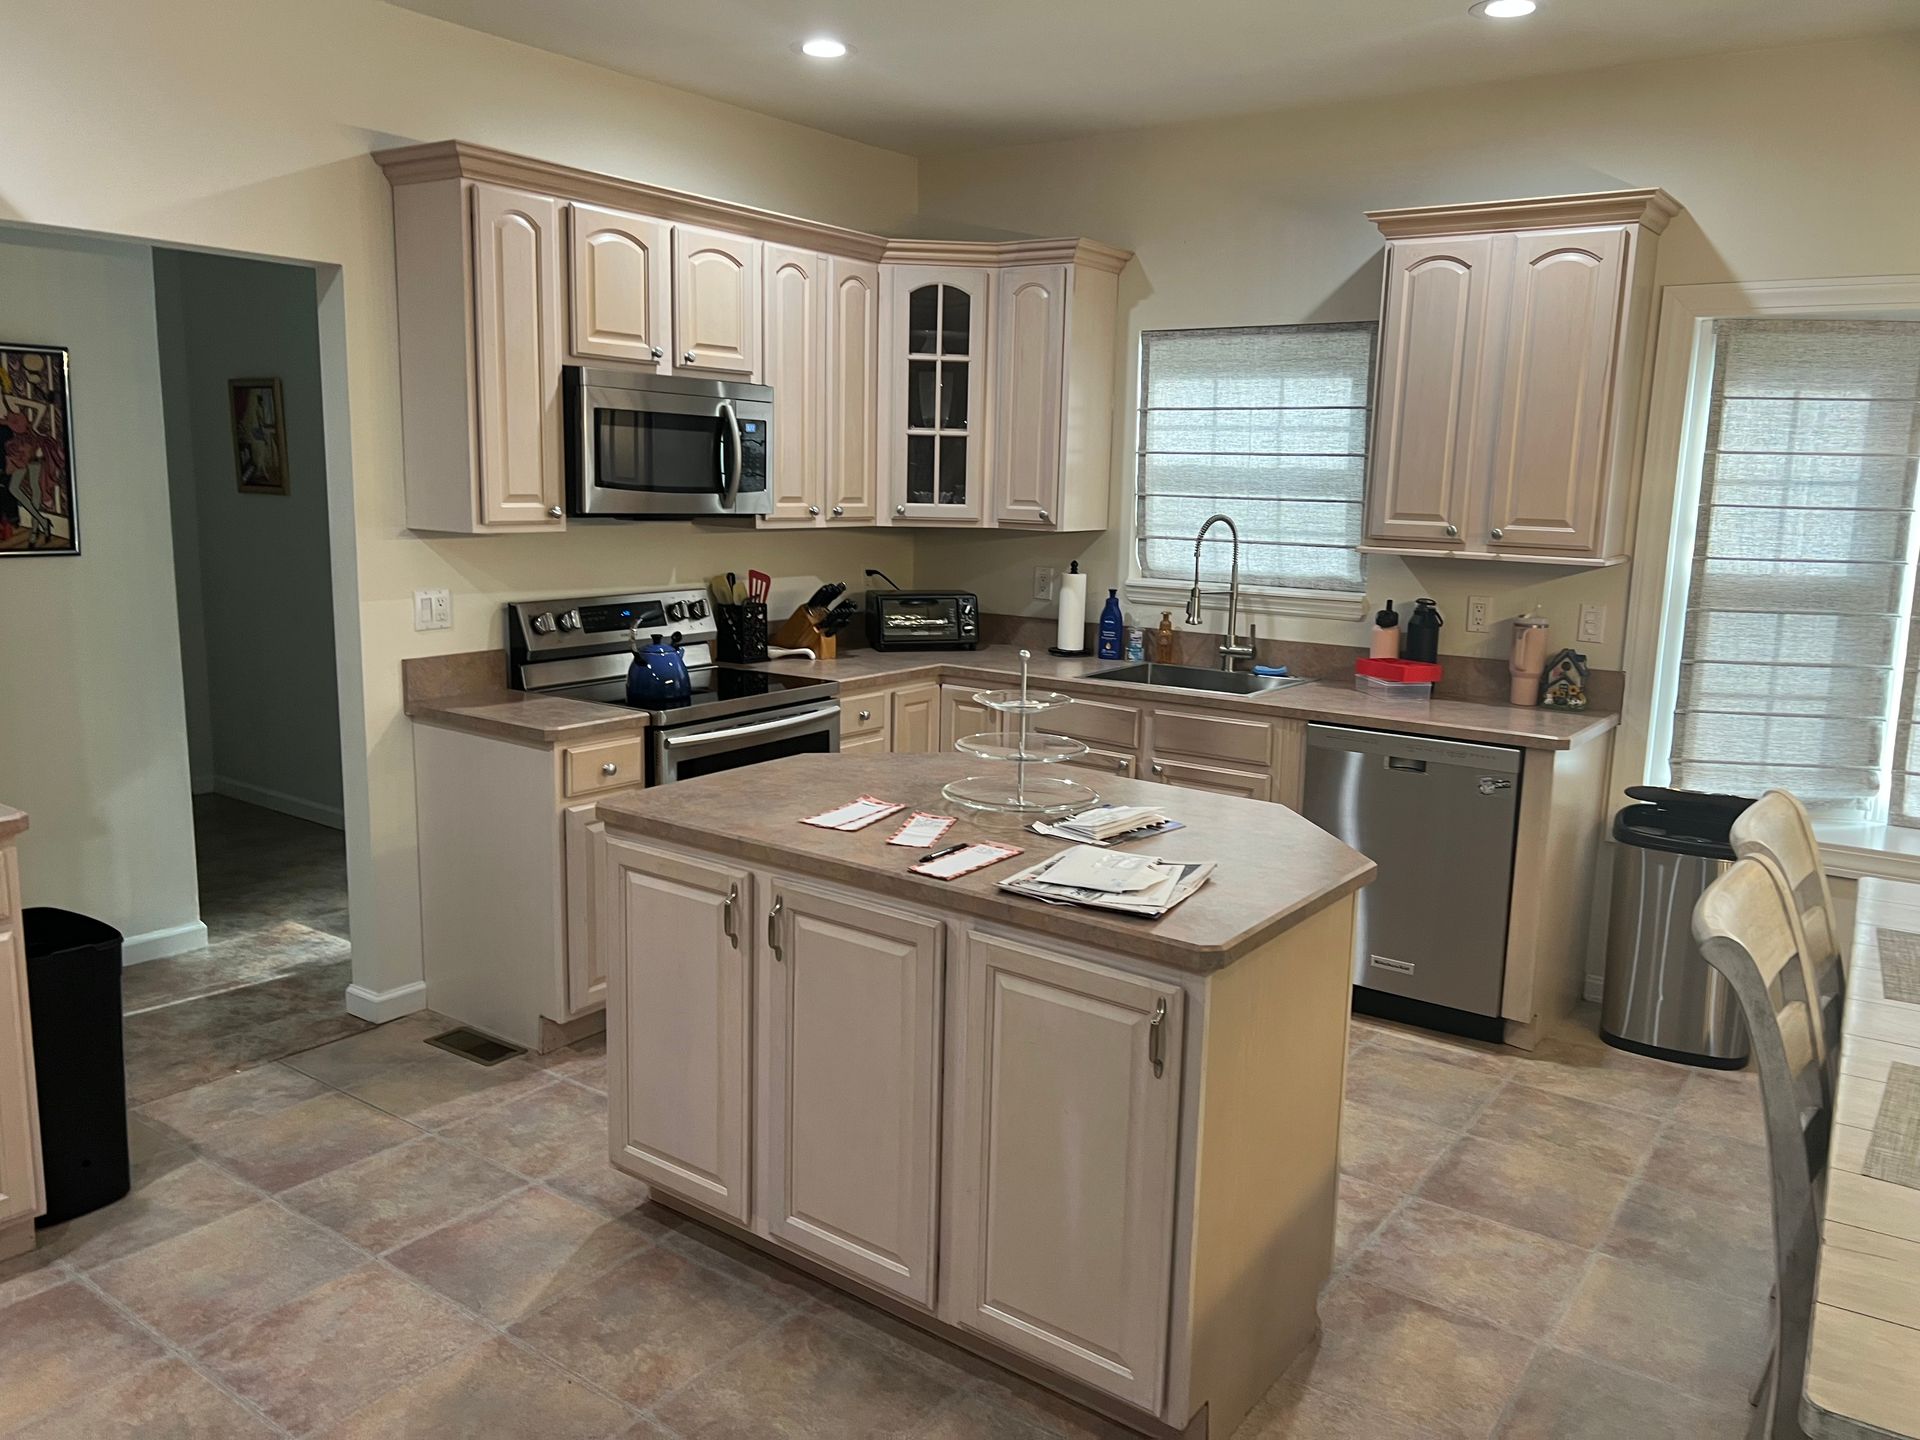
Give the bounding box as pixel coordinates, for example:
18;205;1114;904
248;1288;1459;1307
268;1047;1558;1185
23;908;131;1225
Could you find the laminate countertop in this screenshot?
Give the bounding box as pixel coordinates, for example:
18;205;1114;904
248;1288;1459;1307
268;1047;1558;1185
0;805;25;844
409;645;1618;751
596;752;1375;973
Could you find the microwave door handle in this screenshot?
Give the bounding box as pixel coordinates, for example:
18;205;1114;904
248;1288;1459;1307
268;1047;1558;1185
716;401;743;510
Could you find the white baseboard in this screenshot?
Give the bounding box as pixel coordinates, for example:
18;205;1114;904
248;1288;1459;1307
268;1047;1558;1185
1584;974;1605;1004
209;776;344;830
345;980;427;1023
123;921;209;966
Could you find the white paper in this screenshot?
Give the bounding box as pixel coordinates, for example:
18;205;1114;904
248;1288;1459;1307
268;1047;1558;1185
887;812;957;848
801;796;904;831
911;842;1021;880
1036;846;1165;893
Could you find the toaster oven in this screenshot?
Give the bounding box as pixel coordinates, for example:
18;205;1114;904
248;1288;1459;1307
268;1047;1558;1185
866;591;980;650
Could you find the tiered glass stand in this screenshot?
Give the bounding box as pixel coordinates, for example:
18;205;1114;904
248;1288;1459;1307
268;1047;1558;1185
942;652;1100;816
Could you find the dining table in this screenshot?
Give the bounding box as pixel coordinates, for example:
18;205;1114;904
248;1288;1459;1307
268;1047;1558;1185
1804;876;1920;1438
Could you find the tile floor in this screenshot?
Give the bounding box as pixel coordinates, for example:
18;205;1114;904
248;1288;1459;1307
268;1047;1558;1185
0;1002;1772;1437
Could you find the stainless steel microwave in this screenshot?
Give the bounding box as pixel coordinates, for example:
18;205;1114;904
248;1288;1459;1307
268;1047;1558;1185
564;368;773;519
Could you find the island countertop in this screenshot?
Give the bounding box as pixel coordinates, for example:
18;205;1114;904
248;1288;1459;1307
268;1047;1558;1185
0;805;24;844
595;752;1375;973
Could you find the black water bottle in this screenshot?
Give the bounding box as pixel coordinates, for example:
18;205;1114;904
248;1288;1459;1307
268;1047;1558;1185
1404;597;1443;663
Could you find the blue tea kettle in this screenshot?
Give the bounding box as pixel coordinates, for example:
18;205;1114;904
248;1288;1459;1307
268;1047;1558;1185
626;629;692;705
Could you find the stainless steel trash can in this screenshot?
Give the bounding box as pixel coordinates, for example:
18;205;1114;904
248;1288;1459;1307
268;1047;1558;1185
1601;787;1751;1068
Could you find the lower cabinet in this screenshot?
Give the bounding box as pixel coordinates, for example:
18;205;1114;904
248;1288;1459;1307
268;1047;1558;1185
889;682;941;754
944;930;1183;1413
562;804;609;1017
1146;755;1271;801
940;683;998;751
761;880;943;1304
0;840;44;1251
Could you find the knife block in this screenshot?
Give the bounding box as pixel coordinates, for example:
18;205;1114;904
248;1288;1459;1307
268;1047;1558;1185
774;605;836;659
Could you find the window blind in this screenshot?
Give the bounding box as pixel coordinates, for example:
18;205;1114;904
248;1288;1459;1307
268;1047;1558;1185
1669;319;1920;820
1136;323;1373;593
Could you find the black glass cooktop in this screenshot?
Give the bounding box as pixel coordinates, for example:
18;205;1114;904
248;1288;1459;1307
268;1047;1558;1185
562;665;835;722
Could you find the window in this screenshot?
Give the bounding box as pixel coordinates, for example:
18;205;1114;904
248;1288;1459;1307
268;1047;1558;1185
1135;323;1373;596
1667;319;1920;822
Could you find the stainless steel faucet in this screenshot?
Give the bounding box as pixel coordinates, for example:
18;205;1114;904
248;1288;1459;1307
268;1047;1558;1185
1186;513;1256;671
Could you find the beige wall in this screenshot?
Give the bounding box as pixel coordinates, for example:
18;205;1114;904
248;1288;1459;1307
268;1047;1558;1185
0;231;203;959
3;0;921;1011
912;33;1920;672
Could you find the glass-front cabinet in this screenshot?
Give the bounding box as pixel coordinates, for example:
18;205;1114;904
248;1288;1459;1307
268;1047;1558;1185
885;266;992;523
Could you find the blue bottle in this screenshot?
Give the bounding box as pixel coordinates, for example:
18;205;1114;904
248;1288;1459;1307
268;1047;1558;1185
1096;589;1124;660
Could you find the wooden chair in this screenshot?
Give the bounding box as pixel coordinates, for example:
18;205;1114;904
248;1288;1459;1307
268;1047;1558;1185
1693;855;1832;1440
1730;790;1846;1081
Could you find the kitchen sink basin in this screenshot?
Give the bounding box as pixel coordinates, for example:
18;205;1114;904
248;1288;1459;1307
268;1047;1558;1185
1087;663;1312;695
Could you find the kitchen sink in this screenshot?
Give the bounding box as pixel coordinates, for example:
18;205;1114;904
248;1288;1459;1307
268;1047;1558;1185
1088;663;1312;695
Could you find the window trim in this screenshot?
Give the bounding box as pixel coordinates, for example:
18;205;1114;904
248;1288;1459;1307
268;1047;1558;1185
1125;320;1373;623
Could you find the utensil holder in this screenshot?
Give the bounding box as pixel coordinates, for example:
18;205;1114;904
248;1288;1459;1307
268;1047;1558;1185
715;602;768;663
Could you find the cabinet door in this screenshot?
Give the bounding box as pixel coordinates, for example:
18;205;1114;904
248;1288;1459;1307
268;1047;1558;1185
886;267;991;523
562;804;608;1018
890;682;941;754
568;202;670;369
602;837;752;1222
762;881;943;1304
824;257;880;523
1147;755;1272;802
471;183;565;527
762;245;826;522
947;931;1182;1411
1365;236;1492;548
1483;227;1629;554
674;224;761;377
939;683;998;752
992;265;1067;527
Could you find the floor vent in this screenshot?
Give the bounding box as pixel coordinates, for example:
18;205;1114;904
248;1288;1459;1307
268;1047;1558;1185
425;1027;525;1067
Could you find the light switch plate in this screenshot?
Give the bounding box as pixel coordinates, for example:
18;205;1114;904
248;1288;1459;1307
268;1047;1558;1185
414;588;452;631
1578;603;1606;645
1033;566;1058;604
1465;595;1491;634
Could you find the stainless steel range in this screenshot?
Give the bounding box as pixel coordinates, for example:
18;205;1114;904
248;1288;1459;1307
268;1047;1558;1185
507;589;839;784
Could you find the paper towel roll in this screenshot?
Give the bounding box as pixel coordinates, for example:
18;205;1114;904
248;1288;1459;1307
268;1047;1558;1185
1056;569;1088;652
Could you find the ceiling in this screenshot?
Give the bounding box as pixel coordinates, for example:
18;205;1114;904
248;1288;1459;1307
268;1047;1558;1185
391;0;1915;155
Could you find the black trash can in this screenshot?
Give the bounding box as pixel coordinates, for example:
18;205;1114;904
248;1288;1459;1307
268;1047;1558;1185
23;908;131;1225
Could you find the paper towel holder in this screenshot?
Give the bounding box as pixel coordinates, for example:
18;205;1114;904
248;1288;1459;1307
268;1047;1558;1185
1049;560;1092;658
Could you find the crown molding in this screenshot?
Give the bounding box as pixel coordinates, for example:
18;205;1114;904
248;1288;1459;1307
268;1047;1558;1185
1366;187;1682;239
373;140;1133;272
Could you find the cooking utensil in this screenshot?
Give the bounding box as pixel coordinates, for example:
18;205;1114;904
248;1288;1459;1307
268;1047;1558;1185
820;600;860;637
748;570;772;604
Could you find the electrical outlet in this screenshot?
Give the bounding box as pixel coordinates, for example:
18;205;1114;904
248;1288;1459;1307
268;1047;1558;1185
1465;595;1491;634
1033;566;1058;604
1579;603;1606;645
414;588;452;631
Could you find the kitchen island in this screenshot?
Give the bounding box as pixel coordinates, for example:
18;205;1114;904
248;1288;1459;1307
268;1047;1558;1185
595;753;1373;1439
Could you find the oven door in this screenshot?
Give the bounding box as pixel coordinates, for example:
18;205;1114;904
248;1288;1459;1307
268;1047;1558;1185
567;370;772;518
651;702;841;785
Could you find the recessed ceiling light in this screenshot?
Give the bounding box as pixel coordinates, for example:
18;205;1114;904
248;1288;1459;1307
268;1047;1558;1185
1470;0;1537;16
798;37;849;58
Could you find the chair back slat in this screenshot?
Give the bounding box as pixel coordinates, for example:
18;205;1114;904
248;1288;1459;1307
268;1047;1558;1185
1731;790;1846;1039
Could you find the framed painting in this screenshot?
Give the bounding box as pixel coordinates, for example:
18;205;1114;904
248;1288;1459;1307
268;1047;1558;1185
229;377;290;495
0;343;78;556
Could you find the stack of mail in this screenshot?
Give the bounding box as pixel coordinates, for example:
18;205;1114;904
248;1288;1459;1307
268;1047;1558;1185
1030;805;1181;847
999;844;1214;918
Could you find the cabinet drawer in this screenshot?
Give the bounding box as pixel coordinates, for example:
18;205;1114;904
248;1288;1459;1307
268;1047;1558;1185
1061;746;1134;781
1054;695;1140;750
1148;757;1272;803
563;738;646;797
841;693;890;742
1149;706;1274;769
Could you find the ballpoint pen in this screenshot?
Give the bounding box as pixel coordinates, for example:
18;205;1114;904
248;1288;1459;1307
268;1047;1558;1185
920;842;967;864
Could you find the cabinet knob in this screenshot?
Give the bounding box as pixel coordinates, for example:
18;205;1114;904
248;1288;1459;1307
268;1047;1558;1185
682;350;697;364
831;505;844;517
857;709;871;722
548;505;564;519
1490;527;1505;541
1444;523;1459;538
601;762;619;776
895;504;907;516
1037;509;1050;523
807;505;820;516
649;346;664;361
1115;756;1130;773
1150;762;1165;777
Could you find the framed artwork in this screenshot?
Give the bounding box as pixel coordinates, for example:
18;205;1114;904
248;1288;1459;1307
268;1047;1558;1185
0;343;78;556
229;377;290;495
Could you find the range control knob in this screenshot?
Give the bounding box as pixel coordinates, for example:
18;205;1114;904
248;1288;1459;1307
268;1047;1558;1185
529;612;557;636
665;600;688;622
556;609;582;633
687;599;708;621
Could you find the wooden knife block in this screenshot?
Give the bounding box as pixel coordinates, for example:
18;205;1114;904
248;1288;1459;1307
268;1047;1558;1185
773;605;836;659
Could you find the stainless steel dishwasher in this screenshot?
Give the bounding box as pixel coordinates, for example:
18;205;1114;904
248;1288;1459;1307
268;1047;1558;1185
1301;724;1522;1033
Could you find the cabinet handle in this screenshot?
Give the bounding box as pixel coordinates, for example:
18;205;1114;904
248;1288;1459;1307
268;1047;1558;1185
683;350;697;364
722;883;739;949
548;505;564;519
831;505;844;517
895;504;907;516
1490;527;1505;541
1444;523;1459;538
807;505;821;516
857;709;871;722
600;762;619;776
767;896;784;962
1037;508;1050;523
1149;999;1167;1078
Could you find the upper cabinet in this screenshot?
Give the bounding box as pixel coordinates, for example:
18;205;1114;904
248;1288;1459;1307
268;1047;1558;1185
1362;189;1678;565
568;203;671;369
883;265;993;524
759;249;879;527
674;224;762;378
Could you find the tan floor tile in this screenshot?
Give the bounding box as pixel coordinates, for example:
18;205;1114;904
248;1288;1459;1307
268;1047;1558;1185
508;1244;792;1407
12;1356;277;1440
654;1311;960;1439
1494;1345;1749;1439
658;1218;836;1308
545;1155;659;1218
1338;1100;1457;1191
437;1080;608;1178
1343;1046;1505;1128
538;1035;610;1092
138;1062;331;1147
311;1334;632;1440
1274;1277;1536;1439
37;1156;260;1271
195;1263;489;1432
0;1246;70;1309
1354;1019;1514;1076
1235;1376;1431;1439
1348;1197;1591;1334
0;1282;166;1430
913;1392;1059;1440
1508;1038;1689;1118
964;1368;1141;1439
281;1012;460;1088
1640;1125;1772;1212
193;1090;420;1192
1600;1179;1772;1299
1551;1253;1770;1404
280;1135;523;1252
1333;1175;1400;1266
389;1186;658;1323
92;1200;363;1344
1469;1083;1663;1176
1419;1133;1634;1247
338;1050;558;1129
1668;1070;1764;1140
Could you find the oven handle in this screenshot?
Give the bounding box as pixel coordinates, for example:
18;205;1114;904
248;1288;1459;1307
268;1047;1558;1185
661;703;841;749
717;400;743;510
